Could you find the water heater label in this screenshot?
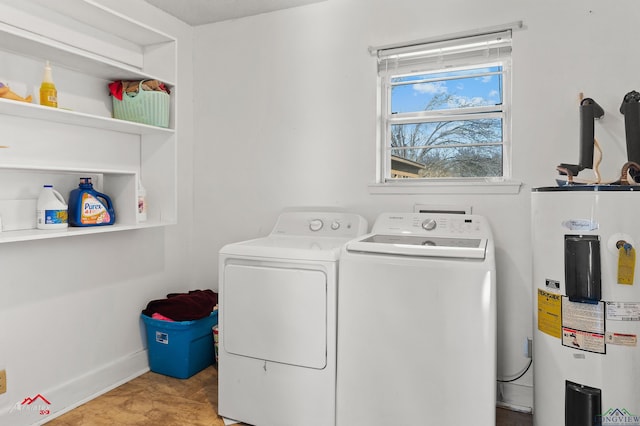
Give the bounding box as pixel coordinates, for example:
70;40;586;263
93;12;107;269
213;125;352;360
605;331;637;347
562;297;605;334
538;289;562;338
561;219;598;231
562;327;606;354
606;301;640;321
562;298;606;354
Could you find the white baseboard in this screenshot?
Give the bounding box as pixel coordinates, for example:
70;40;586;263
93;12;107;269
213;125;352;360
497;381;533;413
0;350;149;426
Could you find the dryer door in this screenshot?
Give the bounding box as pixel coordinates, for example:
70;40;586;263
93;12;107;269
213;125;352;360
223;264;327;369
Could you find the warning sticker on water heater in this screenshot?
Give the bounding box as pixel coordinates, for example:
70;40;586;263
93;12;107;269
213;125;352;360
538;289;562;338
606;301;640;321
605;331;637;347
561;298;606;353
562;328;606;354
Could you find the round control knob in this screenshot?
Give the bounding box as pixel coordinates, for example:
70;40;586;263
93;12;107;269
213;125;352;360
309;219;324;232
421;218;437;231
331;221;341;230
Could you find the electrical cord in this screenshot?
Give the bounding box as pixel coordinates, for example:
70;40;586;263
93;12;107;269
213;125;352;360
593;138;602;184
497;358;532;383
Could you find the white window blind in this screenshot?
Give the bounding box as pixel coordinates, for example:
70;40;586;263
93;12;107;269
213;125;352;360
376;30;512;75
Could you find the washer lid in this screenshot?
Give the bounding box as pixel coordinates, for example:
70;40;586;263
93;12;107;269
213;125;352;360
346;234;488;259
220;235;352;261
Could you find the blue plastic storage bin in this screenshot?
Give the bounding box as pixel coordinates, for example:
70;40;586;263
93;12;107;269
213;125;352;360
141;311;218;379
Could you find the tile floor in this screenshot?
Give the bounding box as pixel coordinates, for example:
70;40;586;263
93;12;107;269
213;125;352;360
46;366;532;425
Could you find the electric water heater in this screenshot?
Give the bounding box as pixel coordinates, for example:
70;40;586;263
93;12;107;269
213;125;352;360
532;187;640;426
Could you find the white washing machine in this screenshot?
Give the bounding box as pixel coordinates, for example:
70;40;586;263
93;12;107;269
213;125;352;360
336;212;496;426
218;210;368;426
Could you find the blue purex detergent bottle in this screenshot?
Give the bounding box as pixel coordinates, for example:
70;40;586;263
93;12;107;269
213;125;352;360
68;177;116;227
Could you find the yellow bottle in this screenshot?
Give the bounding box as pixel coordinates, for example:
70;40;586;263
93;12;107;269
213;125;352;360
39;61;57;108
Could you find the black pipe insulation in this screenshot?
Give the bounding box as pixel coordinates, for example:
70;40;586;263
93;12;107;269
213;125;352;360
620;90;640;166
578;98;604;170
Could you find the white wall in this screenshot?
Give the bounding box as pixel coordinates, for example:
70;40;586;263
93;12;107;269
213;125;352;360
192;0;640;410
1;0;635;421
0;1;195;424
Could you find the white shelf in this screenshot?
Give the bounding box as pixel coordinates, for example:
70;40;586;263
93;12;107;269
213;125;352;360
0;22;173;84
0;164;132;175
0;0;178;243
0;98;175;135
0;0;176;83
0;221;169;244
29;0;175;46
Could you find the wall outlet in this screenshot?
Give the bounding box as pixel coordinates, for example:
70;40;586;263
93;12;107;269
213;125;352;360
523;337;533;359
0;370;6;394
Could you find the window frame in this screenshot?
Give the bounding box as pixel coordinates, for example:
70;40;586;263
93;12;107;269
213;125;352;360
372;28;519;193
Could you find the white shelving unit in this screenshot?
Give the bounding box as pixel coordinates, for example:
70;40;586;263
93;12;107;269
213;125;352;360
0;0;178;243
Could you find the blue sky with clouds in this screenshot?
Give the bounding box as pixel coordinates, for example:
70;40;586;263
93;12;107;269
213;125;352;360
391;66;502;113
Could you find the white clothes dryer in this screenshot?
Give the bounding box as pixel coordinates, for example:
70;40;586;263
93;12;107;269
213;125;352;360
218;210;367;426
336;212;496;426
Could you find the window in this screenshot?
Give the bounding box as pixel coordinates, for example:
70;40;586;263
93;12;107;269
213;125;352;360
375;30;512;183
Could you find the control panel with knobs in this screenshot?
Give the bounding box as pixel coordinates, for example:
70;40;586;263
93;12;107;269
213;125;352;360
421;218;437;231
309;219;343;232
309;219;324;232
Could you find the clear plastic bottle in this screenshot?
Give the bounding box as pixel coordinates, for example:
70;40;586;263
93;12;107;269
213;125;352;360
138;178;147;222
36;185;68;229
39;61;58;108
